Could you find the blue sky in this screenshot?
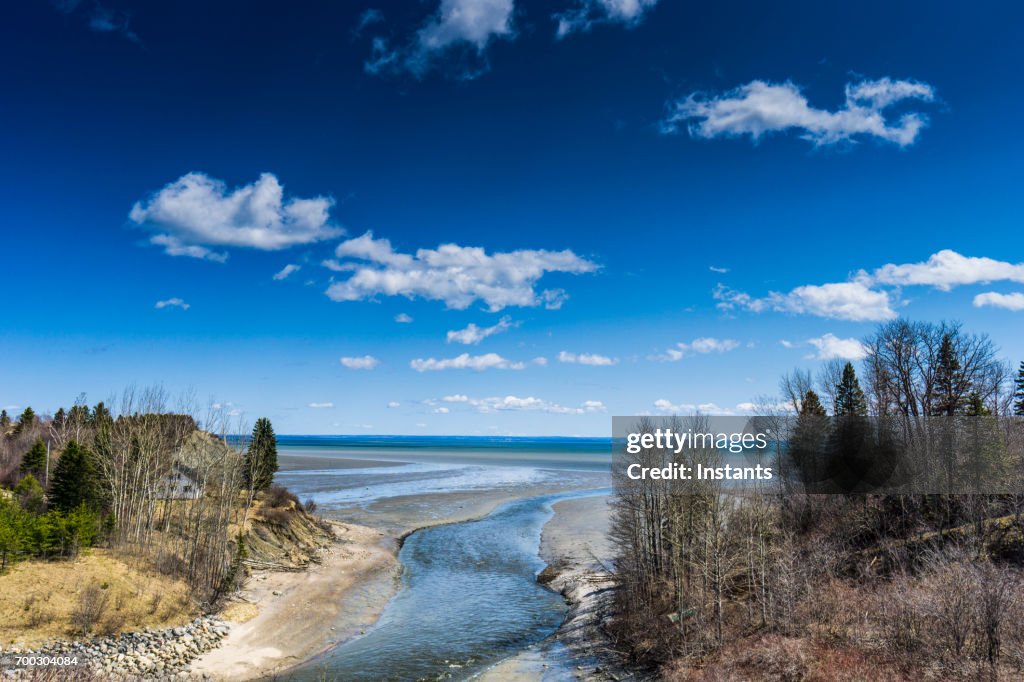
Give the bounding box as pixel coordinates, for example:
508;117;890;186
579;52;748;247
1;0;1022;435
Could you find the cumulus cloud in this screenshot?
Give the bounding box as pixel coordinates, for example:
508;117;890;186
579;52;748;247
653;399;738;415
394;313;414;323
973;292;1024;312
308;402;334;409
872;250;1024;291
555;0;658;38
273;264;301;281
713;250;1023;322
557;351;618;366
340;355;380;370
437;393;606;414
365;0;515;79
155;298;190;310
434;406;451;414
387;401;401;408
662;77;935;147
656;337;739;361
714;282;896;322
805;333;868;360
410;352;525;371
447;316;516;344
130;172;342;261
325;231;597;311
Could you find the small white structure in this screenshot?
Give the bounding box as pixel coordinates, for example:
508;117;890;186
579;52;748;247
159;462;204;500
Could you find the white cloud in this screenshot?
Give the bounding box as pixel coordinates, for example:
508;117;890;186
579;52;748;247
973;292;1024;312
555;0;658;38
394;313;414;323
387;401;401;408
532;356;548;366
130;172;342;261
873;250;1024;291
308;402;334;409
805;333;868;360
713;250;1024;322
436;394;606;414
709;265;729;274
434;406;451;414
657;337;739;361
714;282;896;322
340;355;380;370
557;351;618;366
653;399;738;415
662;78;935;147
325;231;597;311
447;315;516;344
779;339;796;349
273;263;301;281
410;352;525;371
155;298;190;310
365;0;515;79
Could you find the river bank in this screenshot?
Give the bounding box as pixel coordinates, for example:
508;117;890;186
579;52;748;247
478;494;644;682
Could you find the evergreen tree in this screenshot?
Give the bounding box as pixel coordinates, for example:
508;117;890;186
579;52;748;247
49;441;100;513
800;389;828;417
14;475;45;514
834;363;868;417
20;438;47;480
12;407;36;436
934;333;965;416
965;391;990;417
244;418;278;491
1014;361;1024;417
0;409;10;432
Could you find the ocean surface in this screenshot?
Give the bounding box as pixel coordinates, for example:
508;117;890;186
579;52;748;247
274;435;612;513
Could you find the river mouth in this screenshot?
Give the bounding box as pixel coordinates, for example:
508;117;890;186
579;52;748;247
285;491;605;681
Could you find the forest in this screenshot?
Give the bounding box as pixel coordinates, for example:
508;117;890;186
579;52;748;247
611;319;1024;680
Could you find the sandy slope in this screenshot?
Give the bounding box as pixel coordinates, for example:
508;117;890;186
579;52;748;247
188;521;398;680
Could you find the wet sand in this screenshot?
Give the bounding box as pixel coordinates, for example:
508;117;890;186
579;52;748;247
276;453;407;471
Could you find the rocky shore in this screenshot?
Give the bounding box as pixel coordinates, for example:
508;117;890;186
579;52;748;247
1;616;230;679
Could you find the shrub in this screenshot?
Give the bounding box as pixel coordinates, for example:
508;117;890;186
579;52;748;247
264;484;299;509
71;584;109;634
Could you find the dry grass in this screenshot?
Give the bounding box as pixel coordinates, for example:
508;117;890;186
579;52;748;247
0;549;197;646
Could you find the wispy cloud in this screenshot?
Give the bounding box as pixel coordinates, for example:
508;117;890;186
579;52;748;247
130;172;342;261
273;264;301;281
387;401;401;408
394;313;414;323
709;265;729;274
340;355;380;370
446;316;516;344
655;337;739;361
973;292;1024;312
662;77;935;147
440;393;606;414
308;402;334;409
325;231;597;311
410;352;525;371
155;298;190;310
364;0;515;79
557;351;618;366
555;0;658;38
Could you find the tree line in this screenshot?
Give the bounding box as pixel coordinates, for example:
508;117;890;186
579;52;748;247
0;388;283;605
611;319;1024;679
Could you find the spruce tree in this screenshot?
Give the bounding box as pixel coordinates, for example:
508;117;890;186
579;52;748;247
0;409;10;431
20;438;47;480
834;363;868;417
244;418;278;491
1014;361;1024;417
934;333;964;416
49;440;99;513
800;389;827;417
965;391;990;417
12;407;36;436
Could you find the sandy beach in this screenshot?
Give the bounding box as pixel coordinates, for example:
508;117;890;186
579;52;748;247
189;521;398;680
